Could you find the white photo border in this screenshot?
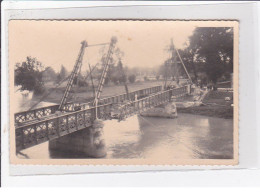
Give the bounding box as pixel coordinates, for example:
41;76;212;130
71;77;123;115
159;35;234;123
1;1;260;179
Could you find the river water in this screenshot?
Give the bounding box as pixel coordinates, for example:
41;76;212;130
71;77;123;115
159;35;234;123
16;89;233;160
18;114;233;160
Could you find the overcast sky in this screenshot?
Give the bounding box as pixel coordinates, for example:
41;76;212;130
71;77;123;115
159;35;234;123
9;20;197;72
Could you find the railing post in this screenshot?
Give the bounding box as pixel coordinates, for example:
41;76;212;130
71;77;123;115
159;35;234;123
83;110;86;127
56;118;60;137
75;113;78;131
20;127;25;150
33;110;37;120
42;108;46;116
46;121;49;140
24;112;27;122
34;124;38;144
66;115;70;133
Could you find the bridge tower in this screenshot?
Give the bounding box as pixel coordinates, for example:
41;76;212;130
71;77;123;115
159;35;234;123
164;39;192;89
93;36;117;107
59;41;88;110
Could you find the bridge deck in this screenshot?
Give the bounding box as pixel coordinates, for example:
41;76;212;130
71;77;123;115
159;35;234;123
15;85;162;124
15;85;190;152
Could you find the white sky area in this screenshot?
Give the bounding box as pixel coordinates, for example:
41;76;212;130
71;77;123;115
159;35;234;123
9;20;196;72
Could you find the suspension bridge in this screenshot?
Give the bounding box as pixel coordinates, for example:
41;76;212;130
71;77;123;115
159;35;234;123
14;37;193;153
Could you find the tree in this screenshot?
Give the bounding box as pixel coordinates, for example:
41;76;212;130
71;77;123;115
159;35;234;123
178;48;198;83
117;60;127;84
187;27;233;85
42;66;57;82
15;56;45;95
108;60;128;85
128;74;136;83
96;53;117;85
57;65;68;83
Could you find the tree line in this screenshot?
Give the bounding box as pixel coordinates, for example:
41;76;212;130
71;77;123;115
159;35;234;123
158;27;233;87
15;57;137;95
15;27;234;94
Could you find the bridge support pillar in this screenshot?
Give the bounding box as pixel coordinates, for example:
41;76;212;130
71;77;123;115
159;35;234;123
140;102;177;118
49;119;106;158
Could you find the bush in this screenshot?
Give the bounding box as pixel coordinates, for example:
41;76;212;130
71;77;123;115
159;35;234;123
78;80;88;87
128;74;136;83
15;56;46;95
34;84;45;95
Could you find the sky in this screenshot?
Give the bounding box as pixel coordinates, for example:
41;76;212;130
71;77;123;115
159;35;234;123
9;20;196;72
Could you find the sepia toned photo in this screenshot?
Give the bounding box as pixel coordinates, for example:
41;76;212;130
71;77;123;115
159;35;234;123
9;20;238;165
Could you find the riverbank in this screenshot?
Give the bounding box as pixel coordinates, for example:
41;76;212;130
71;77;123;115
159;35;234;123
177;90;233;119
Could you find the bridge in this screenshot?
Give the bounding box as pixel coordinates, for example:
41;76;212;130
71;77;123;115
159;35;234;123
14;36;193;154
15;85;190;152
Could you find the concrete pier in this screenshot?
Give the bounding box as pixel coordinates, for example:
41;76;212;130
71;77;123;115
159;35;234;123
49;119;106;158
140;102;177;119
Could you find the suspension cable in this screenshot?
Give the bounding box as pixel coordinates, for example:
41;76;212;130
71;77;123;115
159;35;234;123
176;49;192;83
88;63;96;99
28;42;109;111
28;75;70;111
87;42;109;47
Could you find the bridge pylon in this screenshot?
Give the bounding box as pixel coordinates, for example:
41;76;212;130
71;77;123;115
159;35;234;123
59;41;88;110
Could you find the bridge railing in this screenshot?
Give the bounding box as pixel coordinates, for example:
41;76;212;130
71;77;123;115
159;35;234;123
171;85;190;98
15;103;112;152
15;105;60;124
15;85;189;152
118;85;189;119
99;85;162;104
14;85;162;124
60;85;162;112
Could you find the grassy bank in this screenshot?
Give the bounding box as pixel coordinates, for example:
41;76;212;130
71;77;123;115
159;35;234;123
33;80;164;104
177;90;233;119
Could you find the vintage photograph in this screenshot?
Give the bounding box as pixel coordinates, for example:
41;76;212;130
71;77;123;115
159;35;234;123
9;20;238;165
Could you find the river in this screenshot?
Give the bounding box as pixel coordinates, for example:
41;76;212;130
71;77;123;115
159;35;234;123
18;114;233;160
16;89;233;160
